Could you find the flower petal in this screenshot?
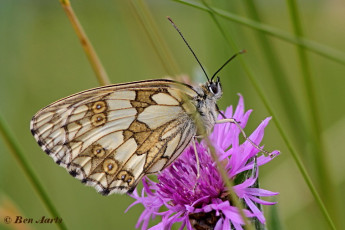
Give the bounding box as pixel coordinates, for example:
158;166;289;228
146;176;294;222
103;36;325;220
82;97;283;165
127;97;279;230
244;196;266;223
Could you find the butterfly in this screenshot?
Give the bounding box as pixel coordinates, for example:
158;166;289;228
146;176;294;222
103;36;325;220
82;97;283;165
30;17;248;195
30;78;224;195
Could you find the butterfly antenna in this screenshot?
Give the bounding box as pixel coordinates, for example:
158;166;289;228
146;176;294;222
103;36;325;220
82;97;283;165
167;16;210;82
211;50;246;82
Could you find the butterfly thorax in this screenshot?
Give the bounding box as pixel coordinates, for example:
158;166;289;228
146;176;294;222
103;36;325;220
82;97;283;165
192;80;223;136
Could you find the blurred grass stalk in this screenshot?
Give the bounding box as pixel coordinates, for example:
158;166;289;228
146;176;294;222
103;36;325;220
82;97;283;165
241;0;308;163
204;136;255;230
59;0;110;86
196;1;337;229
285;0;339;226
173;0;345;65
0;116;67;230
128;0;181;76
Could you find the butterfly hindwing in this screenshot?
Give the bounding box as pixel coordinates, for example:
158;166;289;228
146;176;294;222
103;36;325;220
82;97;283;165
30;79;198;195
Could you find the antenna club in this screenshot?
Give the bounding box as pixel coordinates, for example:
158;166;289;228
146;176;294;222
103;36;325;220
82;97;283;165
167;17;177;29
239;49;247;54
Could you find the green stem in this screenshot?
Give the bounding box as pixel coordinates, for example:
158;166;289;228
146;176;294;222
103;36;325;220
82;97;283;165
196;2;337;230
285;0;338;225
172;0;345;66
0;116;67;230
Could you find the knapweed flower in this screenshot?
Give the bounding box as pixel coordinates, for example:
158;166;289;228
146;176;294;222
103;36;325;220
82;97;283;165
126;95;279;230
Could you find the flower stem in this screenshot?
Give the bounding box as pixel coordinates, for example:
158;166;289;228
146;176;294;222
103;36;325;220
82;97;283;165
59;0;110;86
0;115;67;230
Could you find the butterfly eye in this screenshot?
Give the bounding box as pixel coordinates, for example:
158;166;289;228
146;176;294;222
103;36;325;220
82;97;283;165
209;84;219;95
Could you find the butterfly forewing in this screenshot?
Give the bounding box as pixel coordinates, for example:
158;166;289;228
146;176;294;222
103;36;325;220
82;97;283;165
30;79;198;195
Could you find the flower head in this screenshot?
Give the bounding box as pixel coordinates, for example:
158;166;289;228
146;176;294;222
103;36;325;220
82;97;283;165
126;95;279;230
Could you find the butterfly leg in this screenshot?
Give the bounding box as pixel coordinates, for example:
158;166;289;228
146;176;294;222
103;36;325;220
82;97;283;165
192;137;200;180
216;118;273;157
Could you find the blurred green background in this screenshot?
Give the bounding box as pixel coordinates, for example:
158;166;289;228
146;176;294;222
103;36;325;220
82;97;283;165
1;0;345;229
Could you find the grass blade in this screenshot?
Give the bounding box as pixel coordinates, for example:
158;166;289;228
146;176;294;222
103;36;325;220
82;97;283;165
0;116;67;230
172;0;345;66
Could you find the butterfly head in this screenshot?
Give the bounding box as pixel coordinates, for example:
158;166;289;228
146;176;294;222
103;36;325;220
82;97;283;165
205;76;222;100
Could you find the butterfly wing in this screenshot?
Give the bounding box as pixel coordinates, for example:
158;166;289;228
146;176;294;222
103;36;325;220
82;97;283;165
30;79;198;195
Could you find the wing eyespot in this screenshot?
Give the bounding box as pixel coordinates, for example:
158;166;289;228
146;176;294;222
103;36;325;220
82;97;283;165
92;101;107;113
92;144;106;158
91;113;107;126
103;159;118;174
117;171;134;186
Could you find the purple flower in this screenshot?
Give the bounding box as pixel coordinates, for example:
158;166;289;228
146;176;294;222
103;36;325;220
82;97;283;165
126;95;279;230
